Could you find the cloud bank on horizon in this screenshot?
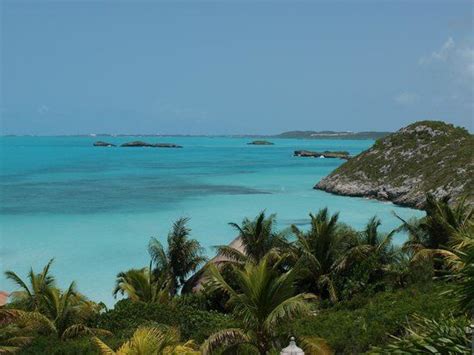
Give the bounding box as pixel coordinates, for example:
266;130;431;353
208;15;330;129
1;1;473;135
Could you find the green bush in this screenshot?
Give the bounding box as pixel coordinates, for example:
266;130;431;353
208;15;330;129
19;337;98;355
284;282;458;353
369;314;471;354
97;299;235;343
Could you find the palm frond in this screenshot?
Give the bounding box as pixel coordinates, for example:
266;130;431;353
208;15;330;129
264;293;316;330
92;337;116;355
201;328;250;355
300;336;333;355
61;324;113;340
3;271;32;297
214;245;247;263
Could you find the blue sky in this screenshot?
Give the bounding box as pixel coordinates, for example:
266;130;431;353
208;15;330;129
1;0;473;135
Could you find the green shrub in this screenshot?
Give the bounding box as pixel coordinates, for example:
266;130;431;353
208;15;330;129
284;282;457;353
96;299;235;343
369;314;471;354
19;336;103;355
96;299;177;336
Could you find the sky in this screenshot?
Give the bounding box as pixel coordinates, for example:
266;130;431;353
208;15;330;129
1;0;473;135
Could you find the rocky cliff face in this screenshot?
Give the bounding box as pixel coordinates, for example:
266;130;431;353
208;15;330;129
315;121;473;209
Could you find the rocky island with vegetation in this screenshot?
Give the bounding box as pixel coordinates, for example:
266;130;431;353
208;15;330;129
120;141;183;148
247;140;274;145
93;141;183;148
315;121;473;208
294;150;350;159
93;141;116;147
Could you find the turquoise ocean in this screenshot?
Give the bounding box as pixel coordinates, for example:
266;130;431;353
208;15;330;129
0;136;424;305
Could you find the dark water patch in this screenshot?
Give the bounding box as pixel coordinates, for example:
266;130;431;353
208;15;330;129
0;177;270;215
280;218;311;227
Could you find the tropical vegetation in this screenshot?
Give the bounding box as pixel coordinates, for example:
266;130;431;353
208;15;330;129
1;194;472;354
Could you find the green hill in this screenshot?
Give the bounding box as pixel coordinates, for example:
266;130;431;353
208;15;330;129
315;121;473;208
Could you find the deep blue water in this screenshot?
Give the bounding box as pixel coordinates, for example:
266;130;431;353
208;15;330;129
0;136;424;304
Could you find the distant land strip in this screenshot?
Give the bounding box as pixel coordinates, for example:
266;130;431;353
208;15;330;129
2;131;392;140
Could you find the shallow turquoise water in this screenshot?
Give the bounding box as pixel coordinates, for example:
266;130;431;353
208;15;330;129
0;136;424;304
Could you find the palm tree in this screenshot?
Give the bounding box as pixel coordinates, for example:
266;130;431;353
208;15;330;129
215;211;289;264
113;267;171;304
0;309;57;352
201;256;320;354
40;281;108;338
421;195;472;247
398;194;473;261
0;306;111;350
291;208;350;301
2;261;110;345
4;259;56;311
148;217;206;295
440;223;474;313
94;326;199;354
337;217;396;273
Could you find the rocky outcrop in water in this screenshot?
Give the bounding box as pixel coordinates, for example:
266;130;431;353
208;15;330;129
120;141;182;148
247;140;274;145
93;141;116;147
294;150;350;159
315;121;473;208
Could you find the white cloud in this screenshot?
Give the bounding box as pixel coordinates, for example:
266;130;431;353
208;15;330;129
394;92;419;105
419;37;474;78
432;37;455;61
37;105;49;114
419;37;454;64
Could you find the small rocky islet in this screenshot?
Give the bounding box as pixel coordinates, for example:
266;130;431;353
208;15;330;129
294;150;350;159
120;141;183;148
93;140;182;148
93;141;116;147
247;140;274;145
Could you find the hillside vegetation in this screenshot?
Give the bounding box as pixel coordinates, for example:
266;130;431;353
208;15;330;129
316;120;473;208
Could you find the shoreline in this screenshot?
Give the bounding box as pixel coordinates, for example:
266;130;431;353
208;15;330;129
314;184;423;210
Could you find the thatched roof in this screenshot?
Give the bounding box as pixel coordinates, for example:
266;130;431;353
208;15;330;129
0;291;9;306
182;236;245;293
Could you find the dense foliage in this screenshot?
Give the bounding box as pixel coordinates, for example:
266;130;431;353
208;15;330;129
1;194;472;354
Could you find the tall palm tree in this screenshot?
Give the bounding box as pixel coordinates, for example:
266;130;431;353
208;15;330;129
113;267;171;304
201;256;321;354
148;218;206;295
3;261;110;345
0;294;110;352
41;281;108;338
291;208;350;301
215;211;289;264
94;326;199;354
4;259;56;311
337;216;396;271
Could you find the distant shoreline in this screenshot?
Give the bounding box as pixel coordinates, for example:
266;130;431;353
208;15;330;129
0;131;390;140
